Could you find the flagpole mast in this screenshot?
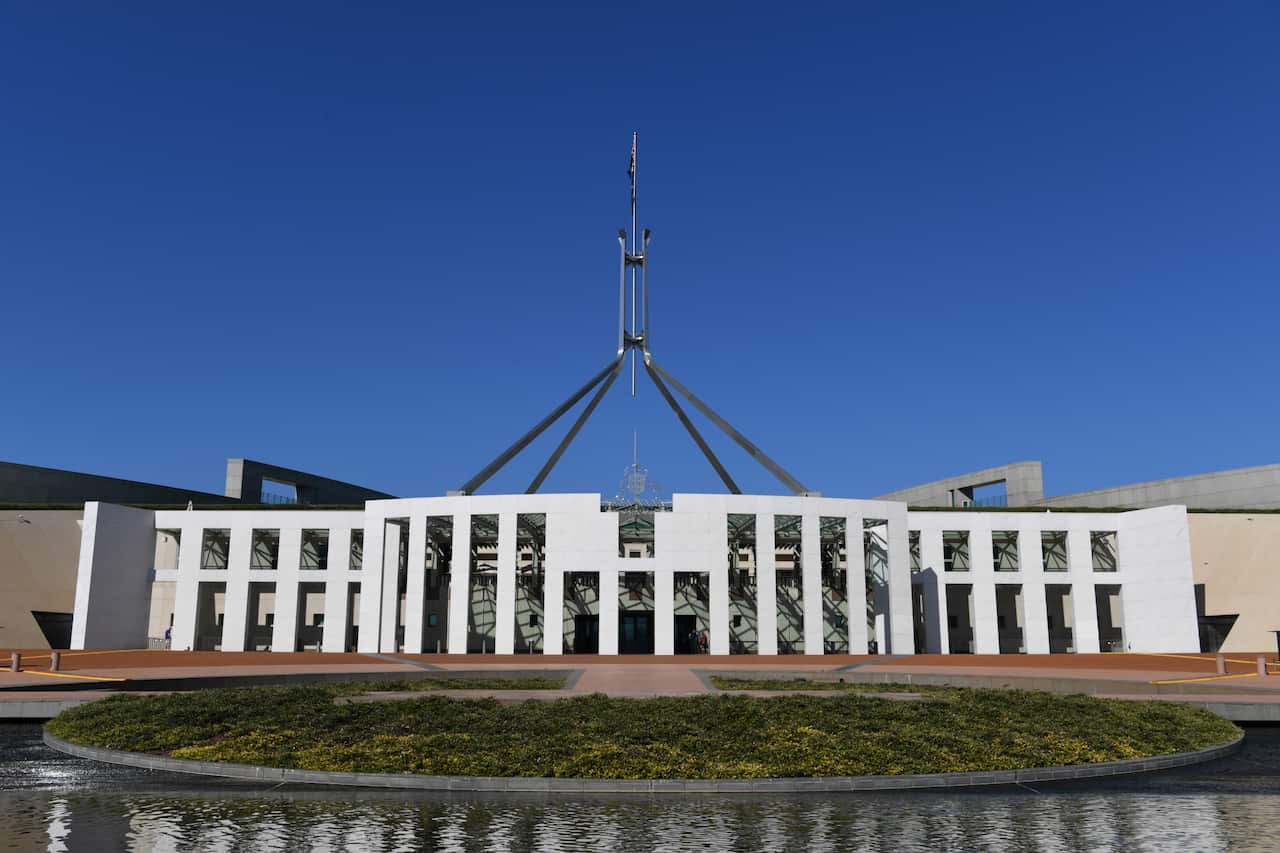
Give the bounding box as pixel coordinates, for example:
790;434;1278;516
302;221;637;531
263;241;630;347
629;131;638;396
459;133;812;496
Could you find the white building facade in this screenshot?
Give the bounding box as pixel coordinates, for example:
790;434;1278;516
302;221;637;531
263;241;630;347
70;495;1200;656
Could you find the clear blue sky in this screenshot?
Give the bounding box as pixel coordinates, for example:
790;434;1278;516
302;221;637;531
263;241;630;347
3;3;1277;500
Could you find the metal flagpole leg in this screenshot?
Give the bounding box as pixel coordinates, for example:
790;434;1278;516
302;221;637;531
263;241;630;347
644;360;741;494
647;358;810;495
617;230;627;357
458;359;621;495
526;358;625;493
641;229;650;354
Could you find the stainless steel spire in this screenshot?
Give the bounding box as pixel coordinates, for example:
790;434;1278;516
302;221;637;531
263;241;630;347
457;136;810;496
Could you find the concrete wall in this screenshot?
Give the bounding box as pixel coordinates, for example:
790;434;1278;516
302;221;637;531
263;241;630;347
69;494;914;657
878;461;1280;511
0;460;233;505
152;507;367;654
1189;512;1280;652
876;462;1045;508
42;493;1280;657
224;459;394;504
1040;464;1280;510
71;503;157;650
0;509;84;648
908;507;1198;654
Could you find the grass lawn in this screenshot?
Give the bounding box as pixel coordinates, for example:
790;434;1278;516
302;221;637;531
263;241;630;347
46;683;1239;779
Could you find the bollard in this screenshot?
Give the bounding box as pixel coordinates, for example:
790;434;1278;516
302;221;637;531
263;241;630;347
50;651;61;672
9;652;19;673
436;639;441;654
1216;653;1226;675
1259;656;1268;676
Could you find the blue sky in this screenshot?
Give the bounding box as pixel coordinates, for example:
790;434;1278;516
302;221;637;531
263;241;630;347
2;3;1277;500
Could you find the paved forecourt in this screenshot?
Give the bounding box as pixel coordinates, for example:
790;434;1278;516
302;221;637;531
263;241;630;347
4;649;1280;697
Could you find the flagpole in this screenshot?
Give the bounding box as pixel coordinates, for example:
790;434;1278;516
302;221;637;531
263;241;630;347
630;131;638;396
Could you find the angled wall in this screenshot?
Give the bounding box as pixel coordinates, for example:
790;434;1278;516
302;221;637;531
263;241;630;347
1039;464;1280;510
875;462;1045;508
71;502;156;650
1189;512;1280;652
0;461;233;505
0;509;84;648
224;459;394;504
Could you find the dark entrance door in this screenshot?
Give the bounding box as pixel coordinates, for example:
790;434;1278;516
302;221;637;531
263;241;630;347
573;614;600;654
674;614;698;654
619;612;654;654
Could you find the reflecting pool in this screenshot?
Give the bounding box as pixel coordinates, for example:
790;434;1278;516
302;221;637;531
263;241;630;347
4;724;1280;851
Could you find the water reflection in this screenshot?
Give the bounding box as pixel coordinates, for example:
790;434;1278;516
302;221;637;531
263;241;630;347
4;724;1280;852
2;792;1264;852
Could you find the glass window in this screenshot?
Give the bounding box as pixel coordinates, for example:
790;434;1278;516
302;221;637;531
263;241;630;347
300;530;330;570
250;529;280;570
1041;531;1069;572
200;529;230;570
992;531;1019;572
1091;531;1118;572
349;530;363;571
942;531;969;572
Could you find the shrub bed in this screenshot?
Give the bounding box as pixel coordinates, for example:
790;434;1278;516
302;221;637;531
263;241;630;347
46;684;1239;779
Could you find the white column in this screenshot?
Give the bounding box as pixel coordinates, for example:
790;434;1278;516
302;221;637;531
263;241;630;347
598;569;619;655
710;563;730;655
801;515;823;655
756;515;777;655
401;516;426;654
219;526;252;653
846;516;868;654
1020;523;1050;654
378;520;403;652
1068;528;1101;653
886;508;913;655
271;527;302;653
169;523;205;651
920;527;948;654
357;518;386;653
969;526;999;654
495;512;517;655
543;568;564;655
321;528;351;653
446;514;471;654
654;570;675;655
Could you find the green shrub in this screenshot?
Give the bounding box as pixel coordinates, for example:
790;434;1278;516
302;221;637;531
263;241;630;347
46;683;1239;779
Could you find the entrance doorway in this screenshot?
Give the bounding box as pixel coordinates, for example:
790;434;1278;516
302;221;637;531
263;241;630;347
675;613;699;654
619;611;654;654
572;614;599;654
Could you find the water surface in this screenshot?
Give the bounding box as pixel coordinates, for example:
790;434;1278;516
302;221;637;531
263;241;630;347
4;723;1279;851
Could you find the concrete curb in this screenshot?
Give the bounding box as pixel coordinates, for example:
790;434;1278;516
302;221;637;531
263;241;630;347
699;669;1280;697
2;668;578;694
41;729;1243;793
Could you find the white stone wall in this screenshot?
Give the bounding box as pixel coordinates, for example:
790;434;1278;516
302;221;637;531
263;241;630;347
71;502;156;650
71;496;1199;655
910;507;1198;654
